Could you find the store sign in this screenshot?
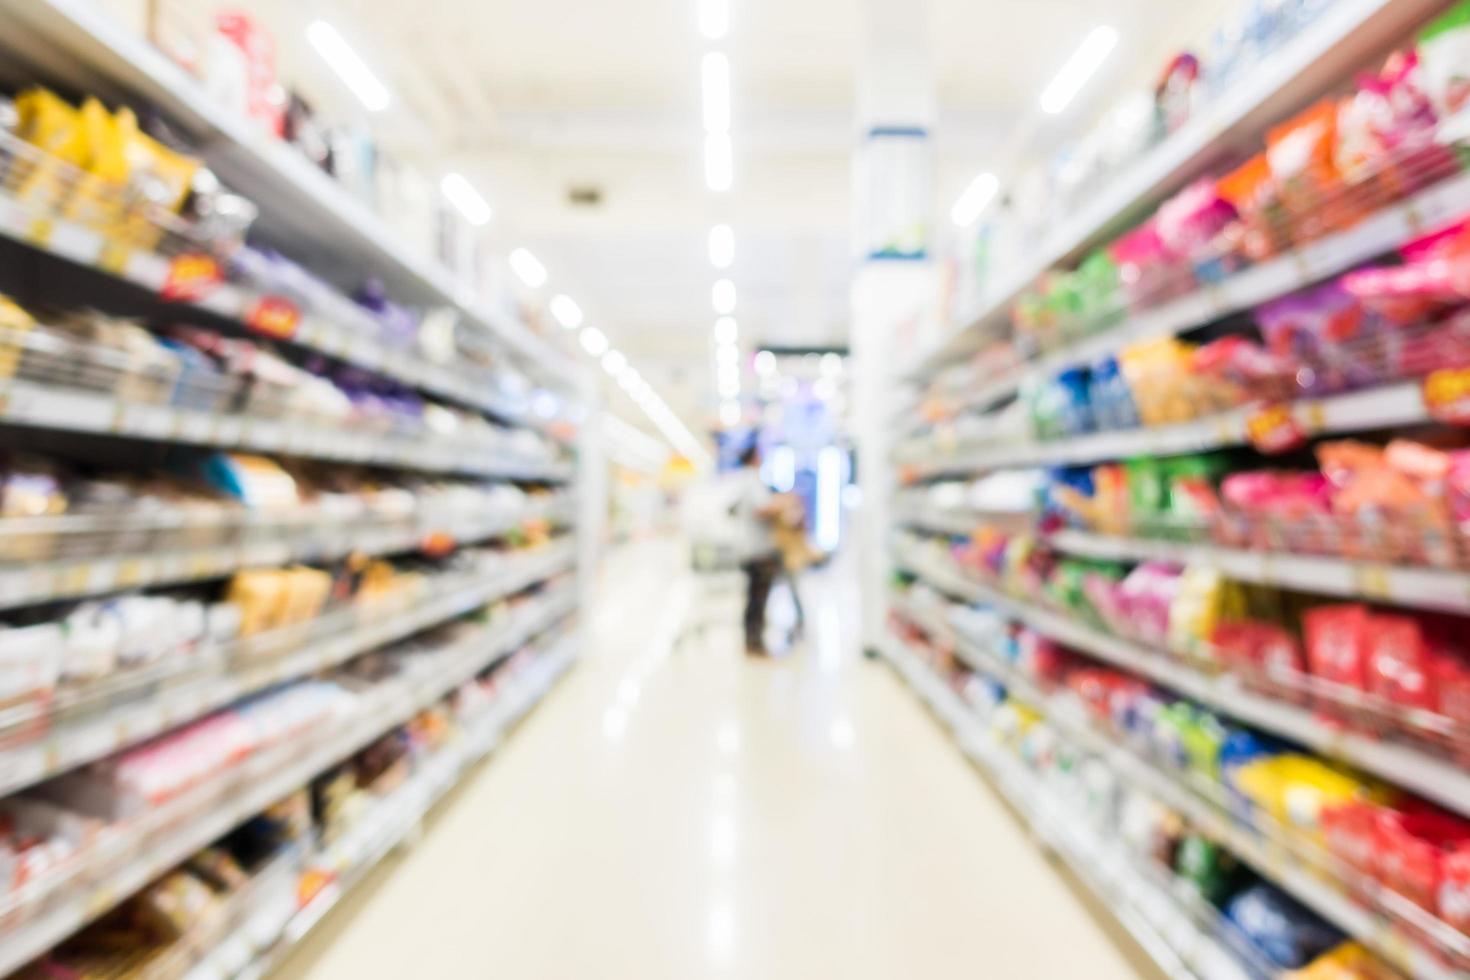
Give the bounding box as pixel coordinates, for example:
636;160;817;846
1245;403;1305;454
1422;367;1470;425
246;296;302;340
162;253;223;301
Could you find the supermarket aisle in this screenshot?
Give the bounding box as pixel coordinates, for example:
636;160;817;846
274;540;1152;980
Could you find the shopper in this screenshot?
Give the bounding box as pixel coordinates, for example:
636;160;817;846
729;444;780;656
772;492;814;640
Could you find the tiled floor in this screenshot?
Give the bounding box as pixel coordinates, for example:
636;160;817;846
273;540;1151;979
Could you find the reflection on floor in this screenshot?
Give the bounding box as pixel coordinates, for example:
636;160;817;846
273;539;1153;979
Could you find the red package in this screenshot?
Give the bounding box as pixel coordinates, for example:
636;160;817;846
1304;605;1371;690
1376;808;1470;915
215;13;285;137
1366;614;1434;710
1213;621;1306;685
1443;845;1470;935
1322;800;1382;879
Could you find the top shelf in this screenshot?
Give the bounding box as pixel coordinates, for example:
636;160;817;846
0;0;577;387
904;0;1453;380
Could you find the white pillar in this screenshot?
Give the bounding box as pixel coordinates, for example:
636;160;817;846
851;0;937;654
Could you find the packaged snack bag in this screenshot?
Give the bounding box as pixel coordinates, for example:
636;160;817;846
1267;101;1359;240
1418;0;1470;117
1219;154;1285;260
1175;833;1241;903
1322;801;1384;880
1375;807;1470;915
1286;941;1400;979
1365;614;1434;711
1442;844;1470;935
1256;284;1378;394
1304;605;1370;691
1168;566;1239;653
1226;883;1345;969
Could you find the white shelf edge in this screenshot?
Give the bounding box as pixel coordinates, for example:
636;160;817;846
0;603;577;977
0;0;577;386
0;379;572;482
0;547;576;799
900;0;1454;379
878;637;1240;980
900;381;1427;477
892;545;1470;817
210;640;577;980
1050;528;1470;615
0;511;570;611
881;628;1463;980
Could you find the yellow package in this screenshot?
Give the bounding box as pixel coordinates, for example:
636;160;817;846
12;88;87;207
1286;941;1397;979
66;97;129;231
1166;567;1245;653
277;566;332;626
225;569;288;636
116;108;198;249
1231;755;1375;840
0;294;35;378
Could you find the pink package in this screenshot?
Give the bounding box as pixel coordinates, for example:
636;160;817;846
1155;178;1239;260
1117;563;1183;647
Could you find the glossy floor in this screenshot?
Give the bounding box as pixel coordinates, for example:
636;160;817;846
274;541;1152;979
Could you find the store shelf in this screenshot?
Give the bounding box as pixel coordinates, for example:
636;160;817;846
899;381;1428;478
883;624;1466;980
207;638;577;980
891;504;1470;615
906;167;1470;427
0;187;532;427
903;0;1455;380
878;637;1250;980
0;598;576;978
0;0;574;384
1050;529;1470;615
891;543;1470;818
0;378;571;481
0;507;568;611
0;544;576;798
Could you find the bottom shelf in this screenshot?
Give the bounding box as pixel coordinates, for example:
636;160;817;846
878;635;1247;980
185;640;577;980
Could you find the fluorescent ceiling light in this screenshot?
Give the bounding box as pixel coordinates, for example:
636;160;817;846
702;52;730;134
306;21;390;112
698;0;729;39
580;327;609;356
508;248;547;288
718;362;740;387
714;316;738;345
754;350;776;376
821;352;843;377
618;369;640;392
1040;26;1118;115
549;294;583;329
708;224;735;269
718;378;740;399
602;349;627;375
715;344;738;366
950;172;999;227
719;401;741;427
440;173;492;226
712;278;737;315
705;132;732;192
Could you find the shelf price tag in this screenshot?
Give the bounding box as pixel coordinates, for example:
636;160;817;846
246;296;302;340
1245;403;1305;455
161;252;223;301
1422;367;1470;426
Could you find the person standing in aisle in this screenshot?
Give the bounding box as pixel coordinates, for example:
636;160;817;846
772;491;814;641
729;444;781;656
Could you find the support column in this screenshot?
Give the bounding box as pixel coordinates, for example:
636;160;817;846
850;0;937;653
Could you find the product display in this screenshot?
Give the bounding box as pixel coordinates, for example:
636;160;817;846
890;4;1470;978
0;7;588;977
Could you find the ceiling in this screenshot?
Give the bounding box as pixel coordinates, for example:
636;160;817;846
131;0;1230;443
